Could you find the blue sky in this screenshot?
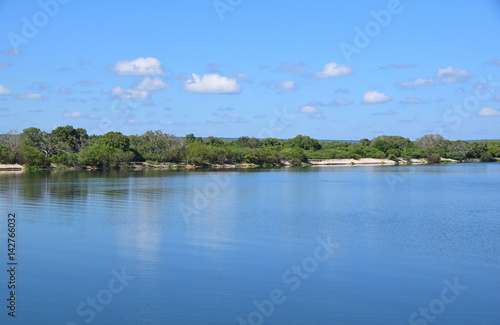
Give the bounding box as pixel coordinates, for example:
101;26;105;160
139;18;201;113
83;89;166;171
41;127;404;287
1;0;500;140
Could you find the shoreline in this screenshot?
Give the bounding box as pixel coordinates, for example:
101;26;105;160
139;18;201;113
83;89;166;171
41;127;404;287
0;157;472;173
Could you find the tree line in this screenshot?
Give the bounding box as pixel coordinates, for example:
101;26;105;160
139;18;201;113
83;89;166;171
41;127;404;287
0;126;498;168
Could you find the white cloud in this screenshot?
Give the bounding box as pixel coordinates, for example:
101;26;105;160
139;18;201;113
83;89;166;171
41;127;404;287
436;66;472;83
378;63;416;70
111;86;149;100
311;62;353;79
478;107;500;117
75;79;100;86
233;72;253;83
111;57;164;75
333;98;349;105
493;96;500;102
402;97;423;104
397;77;435;88
490;59;500;66
205;121;227;128
62;111;84;118
58;86;72;95
183;73;241;94
300;105;320;114
134;78;171;91
278;62;307;74
0;84;12;95
15;93;48;101
223;112;244;122
0;48;22;56
276;80;296;90
363;91;391;104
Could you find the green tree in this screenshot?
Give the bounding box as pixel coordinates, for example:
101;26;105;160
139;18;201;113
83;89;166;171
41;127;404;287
371;135;412;153
78;144;132;168
233;136;259;148
184;133;203;144
17;145;50;167
480;152;495;162
51;125;89;153
0;146;16;164
185;143;210;165
21;127;44;147
287;135;321;151
132;131;186;162
427;153;441;164
260;138;284;148
204;136;226;147
415;134;448;149
359;138;371;146
93;132;130;151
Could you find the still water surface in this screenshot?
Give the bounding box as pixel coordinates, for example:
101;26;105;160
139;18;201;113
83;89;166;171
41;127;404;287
0;164;499;324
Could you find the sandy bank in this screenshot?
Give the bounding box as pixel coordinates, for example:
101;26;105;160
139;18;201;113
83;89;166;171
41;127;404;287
0;164;25;171
308;158;426;166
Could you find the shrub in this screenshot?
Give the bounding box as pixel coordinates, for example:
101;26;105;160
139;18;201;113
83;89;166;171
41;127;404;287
427;153;441;164
0;146;16;164
386;148;401;158
387;154;398;161
480;152;495;162
17;145;50;167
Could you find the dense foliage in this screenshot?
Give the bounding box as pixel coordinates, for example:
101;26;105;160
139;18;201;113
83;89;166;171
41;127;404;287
0;127;498;168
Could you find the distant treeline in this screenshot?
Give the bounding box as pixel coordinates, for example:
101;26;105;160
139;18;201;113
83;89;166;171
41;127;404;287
0;126;498;168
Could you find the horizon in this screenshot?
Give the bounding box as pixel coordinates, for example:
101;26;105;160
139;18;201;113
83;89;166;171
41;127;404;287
1;1;500;140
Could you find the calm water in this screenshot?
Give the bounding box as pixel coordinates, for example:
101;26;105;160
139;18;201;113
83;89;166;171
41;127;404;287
0;164;499;324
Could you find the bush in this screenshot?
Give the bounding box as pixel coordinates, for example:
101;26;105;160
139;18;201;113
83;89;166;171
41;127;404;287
333;150;349;159
386;148;401;158
480;152;495;162
427;153;441;164
387;154;398;161
372;150;386;159
447;152;466;161
0;146;16;164
78;144;116;167
290;157;303;167
50;152;79;166
17;146;50;167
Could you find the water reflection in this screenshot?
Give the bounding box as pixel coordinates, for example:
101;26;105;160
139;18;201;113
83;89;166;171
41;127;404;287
0;164;499;324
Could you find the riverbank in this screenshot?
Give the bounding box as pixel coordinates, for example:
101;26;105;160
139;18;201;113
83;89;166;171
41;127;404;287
0;164;25;171
0;158;467;172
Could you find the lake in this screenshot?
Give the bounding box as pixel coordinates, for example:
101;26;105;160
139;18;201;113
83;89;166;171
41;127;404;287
0;163;499;324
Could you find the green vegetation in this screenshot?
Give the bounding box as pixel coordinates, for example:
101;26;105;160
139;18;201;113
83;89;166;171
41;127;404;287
0;127;499;169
